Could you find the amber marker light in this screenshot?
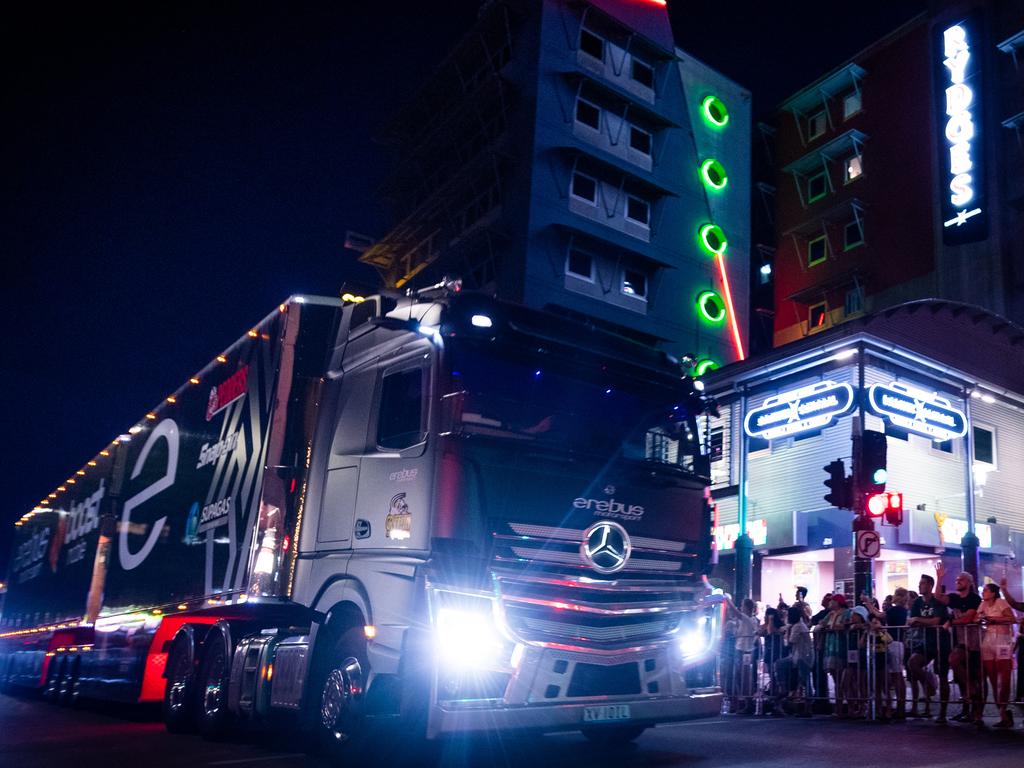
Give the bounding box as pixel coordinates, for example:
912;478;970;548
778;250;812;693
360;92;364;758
216;355;228;363
189;376;200;385
100;451;110;457
88;460;97;467
364;625;378;640
58;486;66;491
166;396;177;404
248;329;258;338
76;470;86;476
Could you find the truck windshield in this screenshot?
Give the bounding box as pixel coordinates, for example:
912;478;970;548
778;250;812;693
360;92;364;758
446;340;706;475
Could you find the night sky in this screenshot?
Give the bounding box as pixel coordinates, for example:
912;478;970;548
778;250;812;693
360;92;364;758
1;1;927;573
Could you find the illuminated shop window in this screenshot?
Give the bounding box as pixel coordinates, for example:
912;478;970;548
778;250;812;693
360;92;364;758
629;126;652;155
843;91;862;120
566;249;594;281
845;155;863;183
844;219;864;250
580;29;604;61
700;159;728;190
808;111;826;140
625;196;650;227
701;95;729;127
621;268;648;299
696;290;726;324
807;171;828;203
808;302;828;332
575;98;601;130
807;235;828;266
630;58;654;89
570;171;598;204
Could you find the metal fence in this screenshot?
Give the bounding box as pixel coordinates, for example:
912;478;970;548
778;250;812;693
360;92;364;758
721;623;1023;724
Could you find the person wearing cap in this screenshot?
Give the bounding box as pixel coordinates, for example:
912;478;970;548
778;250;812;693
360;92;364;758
907;573;951;720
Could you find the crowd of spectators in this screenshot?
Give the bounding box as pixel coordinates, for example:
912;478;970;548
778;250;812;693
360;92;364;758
722;565;1024;728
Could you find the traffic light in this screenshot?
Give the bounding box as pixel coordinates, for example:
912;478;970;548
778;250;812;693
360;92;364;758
866;491;903;524
823;459;852;508
859;429;888;493
884;492;903;526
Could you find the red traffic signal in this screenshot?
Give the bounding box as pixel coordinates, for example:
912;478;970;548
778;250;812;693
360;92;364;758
866;491;903;524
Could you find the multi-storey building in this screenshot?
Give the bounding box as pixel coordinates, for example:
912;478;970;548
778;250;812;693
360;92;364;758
770;0;1024;348
703;299;1024;602
359;0;750;369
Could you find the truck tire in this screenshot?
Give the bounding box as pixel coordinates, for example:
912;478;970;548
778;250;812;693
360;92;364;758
42;657;64;702
164;634;197;733
581;724;647;747
196;629;233;740
314;626;369;757
57;656;79;705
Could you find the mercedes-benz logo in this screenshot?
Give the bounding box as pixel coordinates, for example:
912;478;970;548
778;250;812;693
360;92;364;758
603;485;616;495
581;521;631;574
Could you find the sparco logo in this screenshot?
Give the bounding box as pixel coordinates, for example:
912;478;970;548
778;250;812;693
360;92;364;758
580;521;631;574
205;365;249;422
573;496;645;521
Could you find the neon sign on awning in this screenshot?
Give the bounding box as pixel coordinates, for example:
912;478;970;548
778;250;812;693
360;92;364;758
744;381;855;440
867;382;967;442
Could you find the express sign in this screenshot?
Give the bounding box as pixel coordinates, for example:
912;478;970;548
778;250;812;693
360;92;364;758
744;381;854;440
867;382;967;442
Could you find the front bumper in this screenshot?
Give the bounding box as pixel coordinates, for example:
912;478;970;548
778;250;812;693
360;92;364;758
427;642;721;738
430;689;723;736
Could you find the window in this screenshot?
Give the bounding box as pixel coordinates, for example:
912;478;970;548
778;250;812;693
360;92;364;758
709;426;724;463
621;267;647;299
973;426;995;465
625;196;650;227
843;90;862;119
748;434;770;452
580;29;604;61
807;235;827;266
575;98;601;130
844;219;864;250
570;172;598;204
844;287;863;316
566;249;594;280
808;111;826;140
377;368;425;450
630;58;654;89
629;126;652;155
845;155;863;183
808;302;828;331
807;172;828;203
933;439;954;454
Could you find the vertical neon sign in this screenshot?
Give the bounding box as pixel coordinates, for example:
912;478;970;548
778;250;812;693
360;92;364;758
937;17;987;244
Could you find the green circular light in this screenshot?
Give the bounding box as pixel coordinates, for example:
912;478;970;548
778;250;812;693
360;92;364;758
872;468;888;484
694;359;719;377
699;223;728;255
696;290;726;324
701;95;729;127
700;159;728;190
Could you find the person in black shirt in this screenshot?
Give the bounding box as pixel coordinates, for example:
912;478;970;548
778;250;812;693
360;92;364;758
906;573;950;720
934;565;982;723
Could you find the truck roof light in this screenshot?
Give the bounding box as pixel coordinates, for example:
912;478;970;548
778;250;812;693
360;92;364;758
470;314;493;328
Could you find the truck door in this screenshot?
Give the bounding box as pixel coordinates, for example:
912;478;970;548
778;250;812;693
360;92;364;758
352;341;434;552
316;361;378;547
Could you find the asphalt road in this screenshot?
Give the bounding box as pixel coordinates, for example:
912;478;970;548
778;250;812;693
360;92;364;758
1;692;1022;768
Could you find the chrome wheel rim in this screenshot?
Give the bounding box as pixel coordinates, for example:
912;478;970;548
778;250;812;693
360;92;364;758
320;657;363;742
168;649;191;714
203;645;227;718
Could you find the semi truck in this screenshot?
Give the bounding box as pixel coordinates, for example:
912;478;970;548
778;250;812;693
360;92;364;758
0;284;724;751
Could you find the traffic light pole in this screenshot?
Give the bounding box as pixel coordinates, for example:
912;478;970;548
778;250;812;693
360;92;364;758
851;416;873;599
735;389;752;600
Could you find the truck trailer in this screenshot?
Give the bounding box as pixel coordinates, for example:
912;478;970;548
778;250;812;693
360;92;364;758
1;285;724;751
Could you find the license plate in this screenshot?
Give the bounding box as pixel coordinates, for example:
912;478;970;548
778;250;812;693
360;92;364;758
583;704;631;723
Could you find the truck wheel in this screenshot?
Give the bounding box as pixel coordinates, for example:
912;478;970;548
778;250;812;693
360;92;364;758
316;627;369;756
57;656;79;705
196;631;233;739
164;634;197;733
43;657;64;702
581;724;646;747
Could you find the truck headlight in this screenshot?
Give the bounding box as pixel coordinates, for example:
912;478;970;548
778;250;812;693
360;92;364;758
678;606;720;662
431;592;512;671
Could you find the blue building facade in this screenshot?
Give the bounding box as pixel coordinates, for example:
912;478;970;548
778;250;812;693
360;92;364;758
361;0;750;368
